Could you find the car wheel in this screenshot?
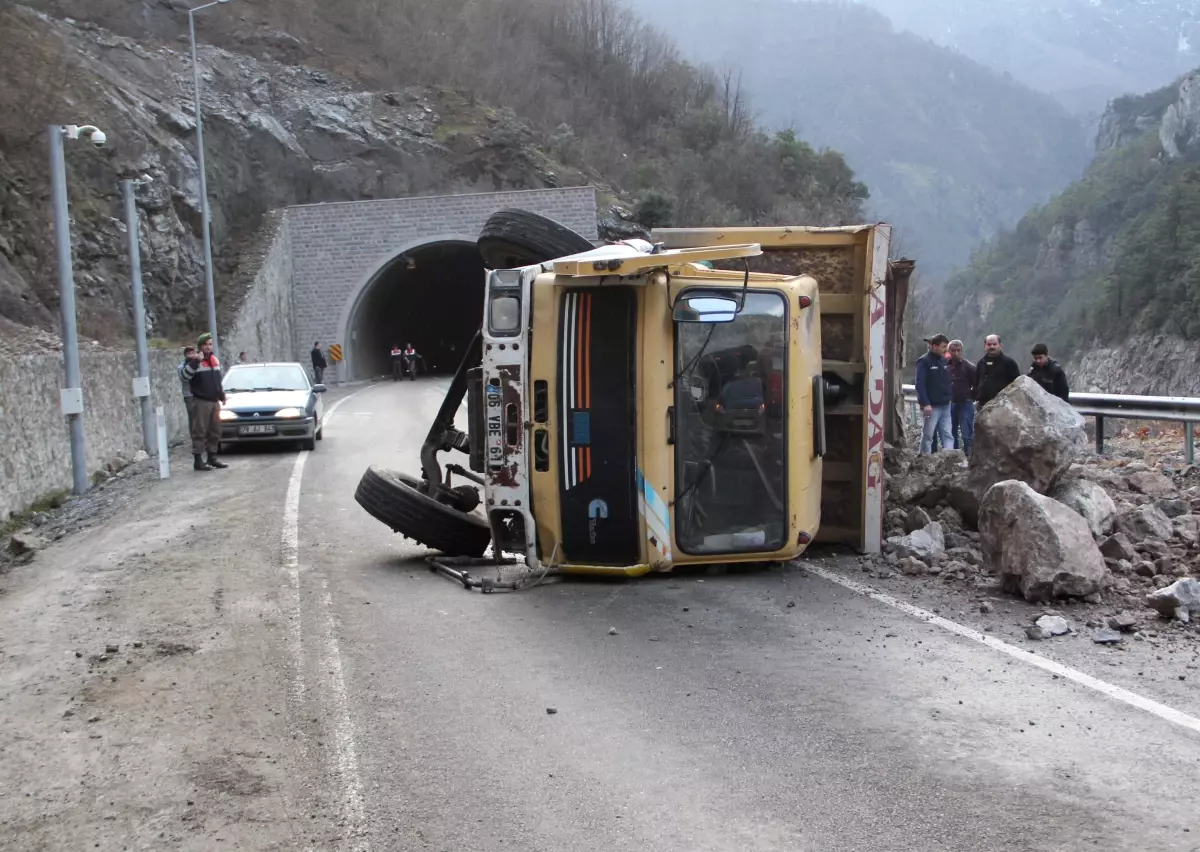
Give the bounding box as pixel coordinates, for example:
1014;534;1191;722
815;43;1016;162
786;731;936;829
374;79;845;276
315;419;323;440
477;208;596;269
302;435;316;451
354;467;491;557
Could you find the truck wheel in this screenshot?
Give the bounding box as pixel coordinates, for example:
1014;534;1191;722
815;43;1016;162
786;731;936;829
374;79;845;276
354;466;492;557
477;208;595;269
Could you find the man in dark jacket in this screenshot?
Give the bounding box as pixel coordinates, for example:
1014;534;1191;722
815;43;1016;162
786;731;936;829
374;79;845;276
915;333;953;454
311;341;327;384
972;334;1022;408
1028;343;1070;401
947;339;976;454
181;332;228;471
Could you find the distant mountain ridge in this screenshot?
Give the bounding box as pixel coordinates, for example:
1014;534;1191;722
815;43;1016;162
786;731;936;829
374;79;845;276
625;0;1090;285
855;0;1199;113
921;68;1200;393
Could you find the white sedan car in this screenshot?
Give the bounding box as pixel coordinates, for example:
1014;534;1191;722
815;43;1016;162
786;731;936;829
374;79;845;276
218;362;326;451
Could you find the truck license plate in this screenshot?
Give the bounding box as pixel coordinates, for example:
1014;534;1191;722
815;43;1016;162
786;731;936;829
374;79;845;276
239;424;276;435
486;381;503;470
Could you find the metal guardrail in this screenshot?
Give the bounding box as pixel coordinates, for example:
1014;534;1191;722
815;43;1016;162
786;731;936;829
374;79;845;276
900;384;1200;463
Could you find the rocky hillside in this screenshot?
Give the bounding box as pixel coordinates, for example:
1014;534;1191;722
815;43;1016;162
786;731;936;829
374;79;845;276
0;6;605;345
923;68;1200;392
622;0;1091;287
0;0;871;345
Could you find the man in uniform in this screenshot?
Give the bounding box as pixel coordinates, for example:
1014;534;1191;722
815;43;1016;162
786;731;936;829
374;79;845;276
390;344;404;381
181;332;228;471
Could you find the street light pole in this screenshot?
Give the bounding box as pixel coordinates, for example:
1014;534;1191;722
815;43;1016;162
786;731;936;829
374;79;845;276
123;179;156;454
49;124;94;496
188;0;231;359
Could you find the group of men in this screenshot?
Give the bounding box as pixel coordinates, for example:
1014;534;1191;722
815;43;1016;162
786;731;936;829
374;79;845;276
914;333;1070;455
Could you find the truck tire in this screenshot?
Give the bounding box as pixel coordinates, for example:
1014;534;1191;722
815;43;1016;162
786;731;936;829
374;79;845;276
477;208;595;269
354;466;491;557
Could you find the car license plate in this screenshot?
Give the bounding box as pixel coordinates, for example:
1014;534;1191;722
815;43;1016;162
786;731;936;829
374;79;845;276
239;424;276;435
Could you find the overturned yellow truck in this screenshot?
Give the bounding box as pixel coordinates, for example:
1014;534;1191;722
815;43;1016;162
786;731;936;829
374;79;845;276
355;211;911;585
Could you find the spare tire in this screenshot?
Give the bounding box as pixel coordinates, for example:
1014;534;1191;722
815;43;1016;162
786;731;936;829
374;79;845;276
354;466;491;557
477;208;595;269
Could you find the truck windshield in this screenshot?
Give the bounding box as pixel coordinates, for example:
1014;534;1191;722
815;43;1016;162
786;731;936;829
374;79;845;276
674;291;788;555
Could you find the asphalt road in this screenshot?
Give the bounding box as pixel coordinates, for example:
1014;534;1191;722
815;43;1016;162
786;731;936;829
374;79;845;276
298;380;1200;852
1;378;1197;851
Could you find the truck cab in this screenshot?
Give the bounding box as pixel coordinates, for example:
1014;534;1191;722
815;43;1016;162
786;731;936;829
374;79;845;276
471;241;826;575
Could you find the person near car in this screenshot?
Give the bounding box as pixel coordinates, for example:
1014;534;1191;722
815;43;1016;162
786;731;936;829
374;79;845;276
390;344;404;381
178;345;197;437
915;333;953;455
1028;342;1070;401
311;341;327;384
947;339;976;454
181;332;228;471
972;334;1021;409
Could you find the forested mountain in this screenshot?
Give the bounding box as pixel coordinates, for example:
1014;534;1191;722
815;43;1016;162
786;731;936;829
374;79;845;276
923;69;1200;381
0;0;868;341
624;0;1090;285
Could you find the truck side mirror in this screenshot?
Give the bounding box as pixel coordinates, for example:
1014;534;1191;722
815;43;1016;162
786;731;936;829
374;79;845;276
673;296;737;323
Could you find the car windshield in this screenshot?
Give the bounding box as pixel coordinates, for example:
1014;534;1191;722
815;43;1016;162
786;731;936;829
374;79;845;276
224;365;310;392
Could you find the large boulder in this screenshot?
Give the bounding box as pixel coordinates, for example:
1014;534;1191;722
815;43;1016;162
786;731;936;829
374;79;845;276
1050;479;1117;539
978;480;1109;602
1115;504;1174;543
885;522;946;562
1145;578;1200;622
1126;470;1177;498
968;376;1086;498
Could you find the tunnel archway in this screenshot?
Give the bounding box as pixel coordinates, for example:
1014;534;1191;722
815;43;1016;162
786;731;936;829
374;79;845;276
343;239;486;380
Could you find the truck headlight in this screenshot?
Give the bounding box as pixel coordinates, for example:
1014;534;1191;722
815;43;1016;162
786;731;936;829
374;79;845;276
489;295;520;333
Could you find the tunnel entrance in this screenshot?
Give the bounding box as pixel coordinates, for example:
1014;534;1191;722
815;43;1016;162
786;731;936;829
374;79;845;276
347;240;486;380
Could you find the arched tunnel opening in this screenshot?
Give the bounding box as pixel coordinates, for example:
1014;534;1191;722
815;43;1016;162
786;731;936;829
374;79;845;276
347;240;486;380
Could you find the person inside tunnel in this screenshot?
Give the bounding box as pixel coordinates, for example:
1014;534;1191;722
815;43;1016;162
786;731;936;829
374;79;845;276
347;240;485;379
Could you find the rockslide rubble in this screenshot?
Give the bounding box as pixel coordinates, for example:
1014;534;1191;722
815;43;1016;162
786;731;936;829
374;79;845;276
880;378;1200;634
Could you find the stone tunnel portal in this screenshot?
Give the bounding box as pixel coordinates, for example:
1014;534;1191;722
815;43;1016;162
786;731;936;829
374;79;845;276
347;240;486;380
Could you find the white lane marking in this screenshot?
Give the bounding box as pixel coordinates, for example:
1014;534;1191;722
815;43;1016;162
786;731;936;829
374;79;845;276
282;387;372;851
807;564;1200;737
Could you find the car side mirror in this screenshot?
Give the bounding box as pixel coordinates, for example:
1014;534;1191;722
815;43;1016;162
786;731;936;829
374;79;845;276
313;384;327;393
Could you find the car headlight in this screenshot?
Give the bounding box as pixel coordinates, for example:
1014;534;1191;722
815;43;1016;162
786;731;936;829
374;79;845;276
274;407;303;419
219;409;239;421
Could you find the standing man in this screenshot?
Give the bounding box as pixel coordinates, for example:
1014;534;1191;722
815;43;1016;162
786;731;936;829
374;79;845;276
947;339;976;454
182;332;228;471
972;334;1022;409
1028;343;1070;401
915;333;953;455
311;341;327;384
402;342;421;381
390;344;404;381
178;345;196;438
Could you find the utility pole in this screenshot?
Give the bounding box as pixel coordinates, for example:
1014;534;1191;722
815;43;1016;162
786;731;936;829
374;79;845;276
188;0;233;358
123;179;155;453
